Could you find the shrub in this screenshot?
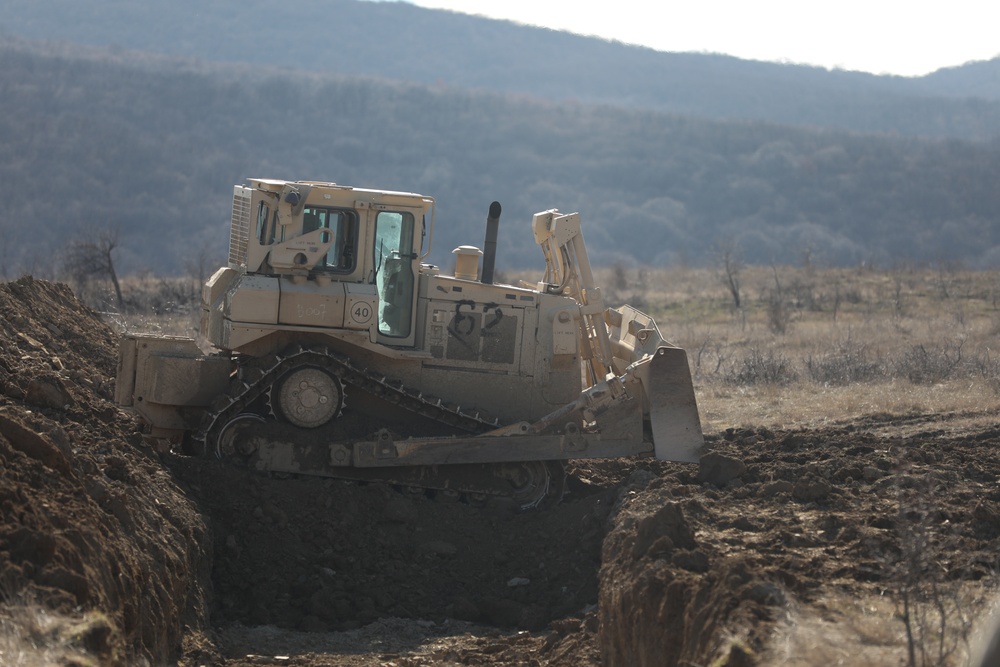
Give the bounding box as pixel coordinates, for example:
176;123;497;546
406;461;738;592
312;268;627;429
894;341;964;385
724;348;798;386
807;343;888;385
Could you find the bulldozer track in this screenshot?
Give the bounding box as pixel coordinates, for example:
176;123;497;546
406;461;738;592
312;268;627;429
196;343;501;456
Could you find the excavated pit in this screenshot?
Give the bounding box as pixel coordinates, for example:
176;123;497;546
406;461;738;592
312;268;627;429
2;277;1000;666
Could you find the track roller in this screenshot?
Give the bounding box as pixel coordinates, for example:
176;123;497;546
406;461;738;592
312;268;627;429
273;366;343;428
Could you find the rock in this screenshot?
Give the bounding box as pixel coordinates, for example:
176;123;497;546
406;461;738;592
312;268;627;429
645;535;674;558
16;331;45;350
0;409;72;476
632;502;696;559
745;582;785;606
262;502;288;528
698;453;746;486
625;468;658;489
47;425;73;457
479;597;523;627
672;548;710;573
862;465;883;482
759;480;794;498
417;540;457;557
973;500;1000;530
519;604;550;631
383;497;419;523
793;476;833;502
449;596;480;622
25;374;75;410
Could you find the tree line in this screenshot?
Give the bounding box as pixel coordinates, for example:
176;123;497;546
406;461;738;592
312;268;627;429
1;41;999;280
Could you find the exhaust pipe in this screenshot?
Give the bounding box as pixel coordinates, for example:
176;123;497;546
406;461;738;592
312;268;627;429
481;201;501;285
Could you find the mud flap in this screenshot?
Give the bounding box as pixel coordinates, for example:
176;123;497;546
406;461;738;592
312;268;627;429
647;346;704;463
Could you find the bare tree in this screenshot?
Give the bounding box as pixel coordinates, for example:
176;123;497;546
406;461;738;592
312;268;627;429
183;244;218;296
715;240;744;309
64;224;124;309
767;261;790;334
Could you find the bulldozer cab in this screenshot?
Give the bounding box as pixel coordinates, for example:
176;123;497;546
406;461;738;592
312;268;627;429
221;179;431;349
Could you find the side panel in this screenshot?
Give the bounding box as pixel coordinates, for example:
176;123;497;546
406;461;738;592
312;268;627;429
537;295;584;405
425;299;523;369
344;283;378;332
279;279;346;329
229;274;280;324
409;276;583;422
419;275;529;371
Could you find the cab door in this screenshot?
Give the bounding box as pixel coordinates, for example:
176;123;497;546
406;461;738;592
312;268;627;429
373;209;419;347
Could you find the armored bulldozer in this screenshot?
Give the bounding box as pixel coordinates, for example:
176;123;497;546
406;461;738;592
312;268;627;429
116;179;702;508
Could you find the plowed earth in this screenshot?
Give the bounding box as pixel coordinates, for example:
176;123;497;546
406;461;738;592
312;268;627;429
1;277;998;665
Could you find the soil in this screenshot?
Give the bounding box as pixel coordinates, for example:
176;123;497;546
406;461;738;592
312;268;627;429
1;276;998;665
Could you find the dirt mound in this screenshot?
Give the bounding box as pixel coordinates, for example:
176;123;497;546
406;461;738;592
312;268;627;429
596;422;1000;666
0;277;210;664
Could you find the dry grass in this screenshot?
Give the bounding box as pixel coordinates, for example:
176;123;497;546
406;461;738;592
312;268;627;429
593;264;1000;433
760;588;997;667
93;274;202;337
0;603;117;667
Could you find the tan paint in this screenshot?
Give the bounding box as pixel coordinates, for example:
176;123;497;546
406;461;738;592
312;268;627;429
116;179;704;464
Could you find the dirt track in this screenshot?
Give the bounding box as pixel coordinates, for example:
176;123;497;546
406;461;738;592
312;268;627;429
1;277;998;665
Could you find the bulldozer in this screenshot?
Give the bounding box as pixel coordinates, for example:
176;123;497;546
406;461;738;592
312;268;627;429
115;179;703;508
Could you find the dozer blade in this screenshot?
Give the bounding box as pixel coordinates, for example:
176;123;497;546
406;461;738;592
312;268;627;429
646;346;704;463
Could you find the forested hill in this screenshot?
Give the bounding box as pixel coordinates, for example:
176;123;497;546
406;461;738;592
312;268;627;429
2;0;1000;141
2;41;999;277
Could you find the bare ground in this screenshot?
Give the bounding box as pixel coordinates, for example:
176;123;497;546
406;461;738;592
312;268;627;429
1;277;998;666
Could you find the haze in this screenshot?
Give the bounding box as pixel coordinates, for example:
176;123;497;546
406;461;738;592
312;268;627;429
402;0;1000;76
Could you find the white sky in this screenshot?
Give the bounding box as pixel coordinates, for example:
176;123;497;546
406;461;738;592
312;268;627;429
401;0;1000;77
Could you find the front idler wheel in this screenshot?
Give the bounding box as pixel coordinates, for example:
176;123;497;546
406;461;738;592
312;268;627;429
215;413;266;458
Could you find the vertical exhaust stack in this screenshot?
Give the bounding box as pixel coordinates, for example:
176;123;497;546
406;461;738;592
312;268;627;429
481;201;501;285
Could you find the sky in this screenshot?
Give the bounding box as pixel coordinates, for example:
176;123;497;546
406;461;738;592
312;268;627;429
400;1;1000;77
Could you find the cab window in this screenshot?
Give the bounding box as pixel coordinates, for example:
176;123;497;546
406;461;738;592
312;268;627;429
302;207;358;272
373;211;415;337
256;202;275;245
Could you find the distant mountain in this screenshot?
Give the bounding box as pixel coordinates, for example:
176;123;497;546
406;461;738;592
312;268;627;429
1;41;998;278
918;58;1000;99
1;0;999;140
